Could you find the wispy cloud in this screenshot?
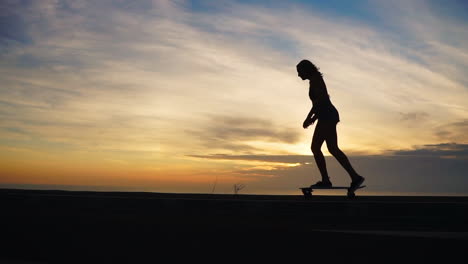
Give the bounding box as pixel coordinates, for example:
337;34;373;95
399;111;430;122
188;115;302;153
434;119;468;143
189;154;310;164
392;142;468;158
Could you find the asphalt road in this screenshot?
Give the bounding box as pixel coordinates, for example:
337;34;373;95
2;189;467;263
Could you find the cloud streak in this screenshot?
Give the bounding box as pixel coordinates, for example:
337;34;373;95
188;115;302;153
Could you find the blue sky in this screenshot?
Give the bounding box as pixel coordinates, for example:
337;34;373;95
0;0;467;195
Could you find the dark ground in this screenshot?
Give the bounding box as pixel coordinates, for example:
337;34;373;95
1;188;468;263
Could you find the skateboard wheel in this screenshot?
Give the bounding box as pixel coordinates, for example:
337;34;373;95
301;188;313;199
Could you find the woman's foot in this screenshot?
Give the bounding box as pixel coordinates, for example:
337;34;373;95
350;175;365;191
310;181;333;188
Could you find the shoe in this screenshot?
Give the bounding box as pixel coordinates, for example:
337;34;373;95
350;175;365;191
310;181;332;188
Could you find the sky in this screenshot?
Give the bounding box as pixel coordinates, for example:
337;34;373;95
1;0;467;196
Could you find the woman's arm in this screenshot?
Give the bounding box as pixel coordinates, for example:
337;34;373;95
306;106;315;119
313;78;330;108
303;107;317;129
303;77;327;128
303;113;317;129
311;114;318;123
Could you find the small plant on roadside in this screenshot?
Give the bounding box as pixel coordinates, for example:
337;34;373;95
233;183;245;195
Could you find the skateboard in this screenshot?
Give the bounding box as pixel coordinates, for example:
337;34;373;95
300;185;366;199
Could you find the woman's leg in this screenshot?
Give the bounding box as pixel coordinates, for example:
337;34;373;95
323;122;361;181
311;121;331;183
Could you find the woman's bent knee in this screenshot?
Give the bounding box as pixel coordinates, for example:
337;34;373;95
311;145;322;155
327;146;341;156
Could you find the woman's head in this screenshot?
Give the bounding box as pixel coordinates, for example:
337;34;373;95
296;59;322;80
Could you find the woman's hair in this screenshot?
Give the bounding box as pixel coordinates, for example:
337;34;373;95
297;59;323;77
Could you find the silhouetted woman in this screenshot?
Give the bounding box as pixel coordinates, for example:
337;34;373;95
296;59;365;191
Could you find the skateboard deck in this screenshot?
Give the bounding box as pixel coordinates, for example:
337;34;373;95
300;185;366;199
